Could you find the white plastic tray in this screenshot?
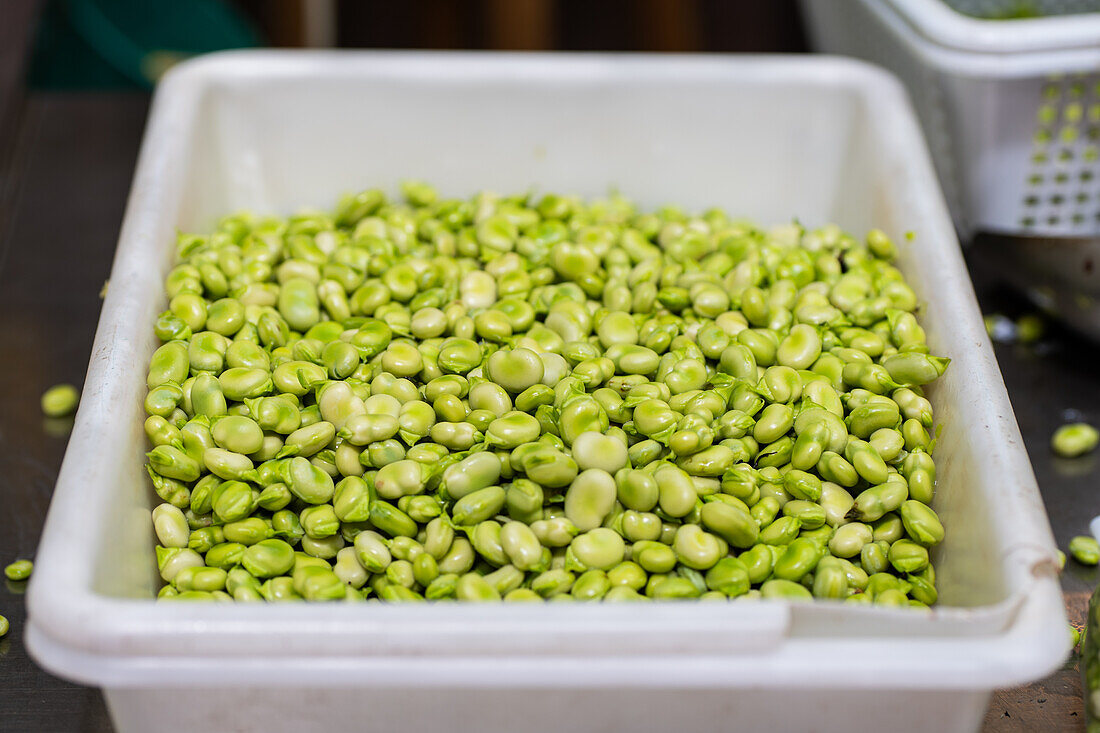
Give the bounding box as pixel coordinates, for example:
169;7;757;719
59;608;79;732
25;51;1068;733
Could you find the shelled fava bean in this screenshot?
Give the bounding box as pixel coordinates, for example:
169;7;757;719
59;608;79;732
1052;423;1099;459
145;183;949;604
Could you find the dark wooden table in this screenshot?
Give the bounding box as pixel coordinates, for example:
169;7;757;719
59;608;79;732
0;91;1096;733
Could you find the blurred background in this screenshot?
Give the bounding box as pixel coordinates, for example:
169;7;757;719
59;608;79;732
19;0;807;92
0;2;1098;732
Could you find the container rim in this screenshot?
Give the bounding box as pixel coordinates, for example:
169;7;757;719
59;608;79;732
837;0;1100;80
885;0;1100;56
24;50;1070;691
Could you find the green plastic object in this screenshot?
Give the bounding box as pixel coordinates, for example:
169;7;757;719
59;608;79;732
29;0;260;90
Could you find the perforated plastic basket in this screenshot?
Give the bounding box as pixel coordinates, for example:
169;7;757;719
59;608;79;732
801;0;1100;239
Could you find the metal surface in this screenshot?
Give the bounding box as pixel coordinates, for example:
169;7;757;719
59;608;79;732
0;92;146;733
969;249;1100;730
971;232;1100;342
0;90;1096;731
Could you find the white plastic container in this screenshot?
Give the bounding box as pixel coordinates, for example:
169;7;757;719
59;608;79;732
25;51;1067;733
801;0;1100;239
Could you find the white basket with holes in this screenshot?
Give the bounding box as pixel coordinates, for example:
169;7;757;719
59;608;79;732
801;0;1100;239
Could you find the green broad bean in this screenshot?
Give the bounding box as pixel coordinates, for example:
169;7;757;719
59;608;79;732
899;500;945;546
677;444;736;477
760;578;813;602
210;480;254;523
703;557;749;597
571;569;611;600
632;541;677;574
427;421;480;450
828;522;872;558
293;565;346;601
772;538;823;582
174;566;228;593
881;352;950;386
374;459;427;500
481;564;525;595
782;469;822;502
571;432;629;474
284;421;337;458
844;439;890;485
734;544;773;584
145;381;185;419
860;541;891;575
616;469;660;512
519;445;578;488
485;348;544;394
211;415;264;455
569;528;627;571
441;452;501;499
144;415;181;448
699;500;759;549
300;504;340;539
672;524;724;570
755;436;793;468
616;510;655;539
888;539;929;573
451;486;507;526
147;342;190;389
241;539;296;578
465;521;506;567
847;401;901;439
782;500;827;530
500;521;545;571
203;541;247;570
365;498;416;538
221;518;272;546
530;568;575;598
607;561;648;591
760;516;801;545
851;481;908;523
648;576;701;599
564;469;617;531
401;494;443;523
818;482;855;527
753;403;794;444
812;563;849;599
187;526;224;554
486;411;541;449
300;533;345;560
284;456;336;504
530;516;579;548
1070;536;1100;566
873;588;908;607
1052;423;1099;458
777;324;823;370
505;479;543;524
246;396;301;434
817;451;859;488
147;445;202;482
655;464;697;518
749;496;781;529
4;559;34;581
892;388;933;428
218;368;272;402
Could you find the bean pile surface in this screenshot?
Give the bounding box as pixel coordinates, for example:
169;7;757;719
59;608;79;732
146;184;948;604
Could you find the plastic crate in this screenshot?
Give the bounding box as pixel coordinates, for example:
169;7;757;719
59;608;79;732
802;0;1100;238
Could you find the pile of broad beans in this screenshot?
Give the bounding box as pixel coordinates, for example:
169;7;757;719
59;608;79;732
145;183;947;604
1086;582;1100;727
